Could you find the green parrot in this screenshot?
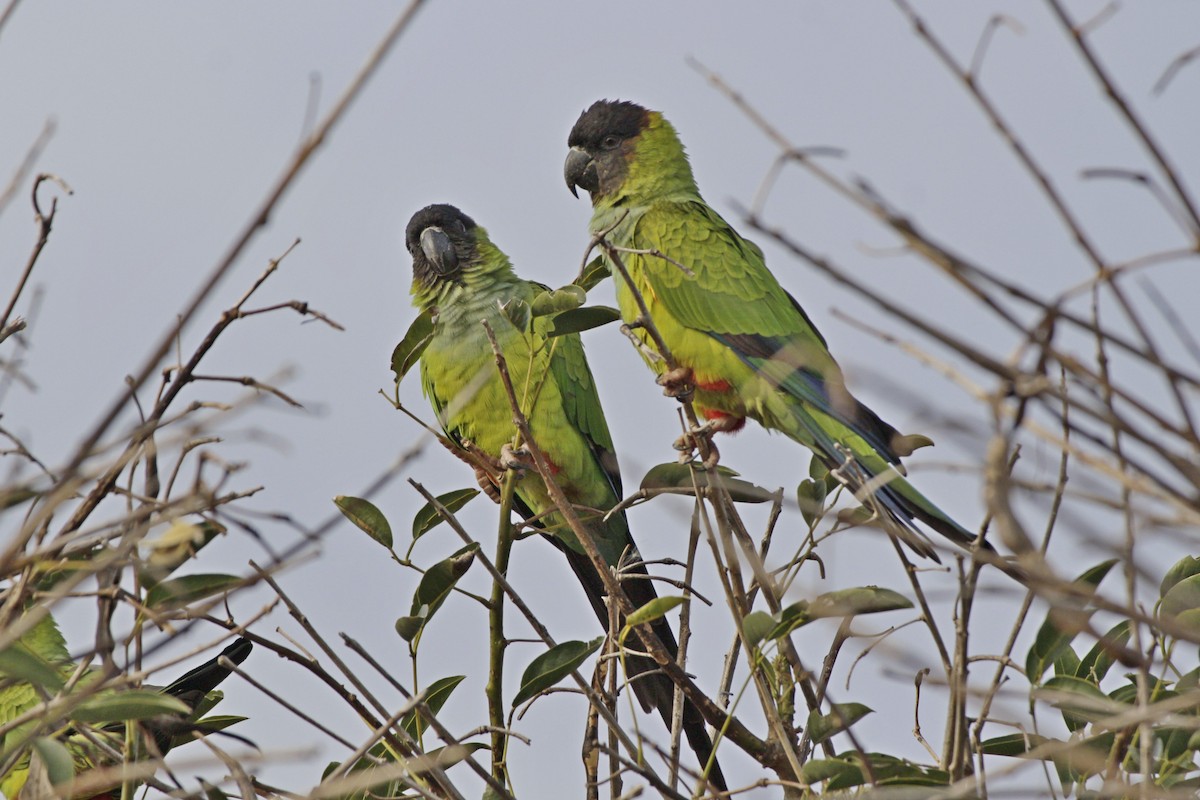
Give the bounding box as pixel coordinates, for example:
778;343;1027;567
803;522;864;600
564;99;980;560
405;204;725;789
0;614;251;800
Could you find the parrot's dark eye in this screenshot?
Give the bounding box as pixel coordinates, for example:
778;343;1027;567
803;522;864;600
601;135;620;150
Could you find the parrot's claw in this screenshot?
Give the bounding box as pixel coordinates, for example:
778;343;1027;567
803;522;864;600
499;443;535;474
656;366;695;402
473;467;503;504
673;420;724;468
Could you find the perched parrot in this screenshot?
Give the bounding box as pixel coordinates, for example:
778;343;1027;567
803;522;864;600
405;204;725;789
0;614;252;800
564;99;979;560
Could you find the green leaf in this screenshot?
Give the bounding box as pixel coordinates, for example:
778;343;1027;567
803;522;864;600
512;638;602;707
1161;573;1200;619
145;573;242;610
1161;556;1200;598
402;675;466;739
411;488;479;541
391;310;434;384
796;479;826;526
31;737;75;787
1172;607;1200;634
799;757;861;787
574;256;610;292
200;779;229;800
638;462;773;504
808;586;913;619
498;298;530;332
530;285;586;316
423;742;490;771
399;545;479;645
808;456;840;492
1053;643;1081;678
138;519;225;589
980;732;1056;756
395;616;423;642
73;690;190;724
1076;620;1131;684
187;688;224;720
764;602;811;641
835;505;874;527
409;545;478;620
0;645;66;692
335;495;393;550
1038;675;1112;731
1025;559;1118;683
742;611;776;649
621;596;684;636
171;714;249;749
807;702;873;744
546;306;621;337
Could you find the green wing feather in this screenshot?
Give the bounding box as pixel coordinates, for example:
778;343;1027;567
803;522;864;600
625;200;977;550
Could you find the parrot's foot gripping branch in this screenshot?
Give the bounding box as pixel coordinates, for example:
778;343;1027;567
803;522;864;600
674;423;721;469
499;442;534;475
656;365;696;401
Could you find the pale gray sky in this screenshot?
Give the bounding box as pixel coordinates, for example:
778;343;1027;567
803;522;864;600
2;2;1198;796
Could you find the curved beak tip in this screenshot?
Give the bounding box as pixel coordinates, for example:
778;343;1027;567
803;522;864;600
564;147;596;199
420;227;457;275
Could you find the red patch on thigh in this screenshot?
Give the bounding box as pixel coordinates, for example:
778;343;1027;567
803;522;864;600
696;378;733;393
701;409;746;433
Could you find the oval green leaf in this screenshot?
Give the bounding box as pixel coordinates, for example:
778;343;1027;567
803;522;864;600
498;298;530;332
73;690;190;724
1161;573;1200;618
391;310;435;384
742;610;776;648
531;285;586;317
31;737;75;787
807;702;873;744
403;674;467;739
1038;675;1112;731
638;462;772;504
145;573;242;610
546;306;622;337
0;646;66;692
138;519;225;589
335;495;393;549
796;478;826;526
799;757;860;786
979;732;1055;757
410;547;478;615
808;586;913;619
622;596;684;635
1161;555;1200;598
395;615;423;643
1025;559;1118;683
424;742;490;772
170;714;248;749
574;256;610;293
765;602;812;641
512;637;602;708
412;488;480;541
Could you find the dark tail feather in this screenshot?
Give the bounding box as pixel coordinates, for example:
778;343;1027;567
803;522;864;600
163;637;253;707
557;543;727;793
149;637;253;753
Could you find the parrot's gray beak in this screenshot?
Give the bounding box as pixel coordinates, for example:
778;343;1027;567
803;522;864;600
564;147;597;198
420;227;458;275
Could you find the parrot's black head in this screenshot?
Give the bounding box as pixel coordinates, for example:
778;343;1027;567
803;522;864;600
406;203;478;286
565;99;649;200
